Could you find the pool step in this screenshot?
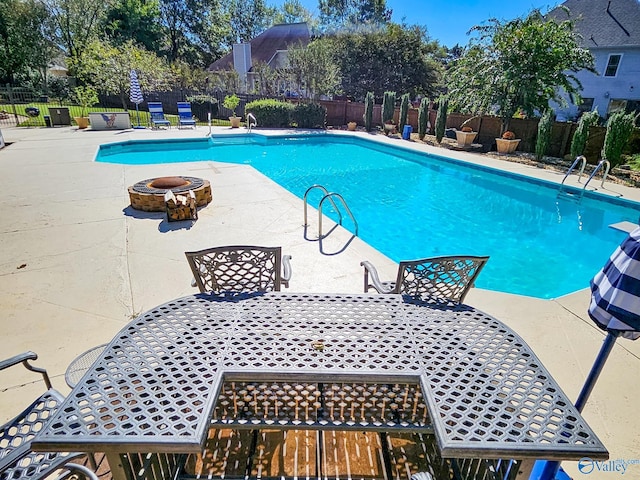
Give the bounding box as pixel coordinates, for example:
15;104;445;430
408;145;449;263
609;221;639;233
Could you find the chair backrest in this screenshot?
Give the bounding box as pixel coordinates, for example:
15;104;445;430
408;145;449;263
395;255;489;303
185;245;284;293
177;102;193;119
0;352;97;480
148;102;166;118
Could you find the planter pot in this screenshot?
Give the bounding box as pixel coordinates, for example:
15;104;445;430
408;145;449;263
229;116;241;128
74;117;90;129
384;123;396;135
496;138;521;154
456;130;478;146
347;122;357;131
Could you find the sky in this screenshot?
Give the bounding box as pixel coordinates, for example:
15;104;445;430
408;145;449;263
275;0;560;48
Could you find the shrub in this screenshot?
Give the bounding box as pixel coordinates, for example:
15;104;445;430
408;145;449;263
602;111;638;167
399;93;410;132
417;97;429;140
223;94;240;116
186;94;218;121
245;99;294;127
71;86;99;117
434;97;448;143
291;102;326;129
363;92;374;131
535;110;553;161
570;109;600;159
382;91;396;125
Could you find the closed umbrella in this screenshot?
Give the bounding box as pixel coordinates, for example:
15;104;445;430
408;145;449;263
536;226;640;480
129;70;144;129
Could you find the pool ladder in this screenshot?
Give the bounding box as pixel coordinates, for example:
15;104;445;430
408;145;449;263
303;185;358;239
246;113;257;132
558;156;610;201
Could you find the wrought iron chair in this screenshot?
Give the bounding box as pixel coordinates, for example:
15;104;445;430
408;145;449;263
0;351;98;480
360;255;489;303
185;245;292;293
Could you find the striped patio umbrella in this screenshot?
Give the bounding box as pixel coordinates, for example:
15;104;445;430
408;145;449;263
537;226;640;480
129;69;144;128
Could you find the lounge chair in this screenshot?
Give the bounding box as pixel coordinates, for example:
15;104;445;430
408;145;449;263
360;255;489;303
177;102;197;129
185;245;292;293
0;351;98;480
148;102;171;129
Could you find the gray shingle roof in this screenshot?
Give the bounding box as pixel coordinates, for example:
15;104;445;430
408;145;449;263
208;22;311;71
548;0;640;47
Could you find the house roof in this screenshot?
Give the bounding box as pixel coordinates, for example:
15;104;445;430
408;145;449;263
547;0;640;47
208;22;311;71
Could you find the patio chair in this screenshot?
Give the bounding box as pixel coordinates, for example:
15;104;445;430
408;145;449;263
360;255;489;303
0;351;98;480
177;102;197;129
148;102;171;129
185;245;292;293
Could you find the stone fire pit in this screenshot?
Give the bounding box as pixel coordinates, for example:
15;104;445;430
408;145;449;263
128;176;212;212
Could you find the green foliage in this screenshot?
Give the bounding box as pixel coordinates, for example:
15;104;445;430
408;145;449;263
71;86;98;117
245;99;294;127
435;97;448;143
320;23;444;102
223;94;240;116
535;110;553;161
417;97;429;140
570;109;600;159
602;111;638;167
186;94;219;120
291;102;327;129
382;91;395;124
286;40;342;100
447;9;595;132
104;0;162;51
0;0;52;84
363;91;374;131
73;40;173;110
318;0;391;30
399;93;410;132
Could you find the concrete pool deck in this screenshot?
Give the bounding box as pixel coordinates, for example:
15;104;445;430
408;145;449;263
1;125;639;479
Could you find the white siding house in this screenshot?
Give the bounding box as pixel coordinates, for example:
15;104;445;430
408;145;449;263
549;0;640;120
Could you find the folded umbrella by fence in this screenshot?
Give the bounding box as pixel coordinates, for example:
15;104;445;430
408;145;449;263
130;70;144;128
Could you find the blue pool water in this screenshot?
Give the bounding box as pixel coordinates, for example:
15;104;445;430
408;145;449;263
97;133;640;299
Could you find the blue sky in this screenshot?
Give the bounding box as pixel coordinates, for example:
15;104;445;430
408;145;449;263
277;0;559;47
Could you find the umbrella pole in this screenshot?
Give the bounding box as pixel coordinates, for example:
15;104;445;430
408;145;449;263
575;331;619;412
136;104;141;127
535;331;619;480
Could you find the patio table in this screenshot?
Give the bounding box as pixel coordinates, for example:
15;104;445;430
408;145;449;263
31;292;608;480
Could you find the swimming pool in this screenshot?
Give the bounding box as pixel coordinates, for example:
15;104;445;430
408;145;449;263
97;133;640;299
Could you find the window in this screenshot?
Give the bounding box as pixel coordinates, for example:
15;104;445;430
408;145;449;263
604;54;622;77
578;98;594;115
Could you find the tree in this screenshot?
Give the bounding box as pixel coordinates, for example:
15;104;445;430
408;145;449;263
602;111;638;167
322;23;444;102
0;0;54;84
74;40;173;109
273;0;315;26
570;109;600;159
435;97;447;143
286;40;341;100
43;0;110;69
417;97;429;139
318;0;391;30
227;0;275;44
447;9;595;133
363;91;373;131
381;90;395;124
398;92;409;132
103;0;163;51
535;110;553;161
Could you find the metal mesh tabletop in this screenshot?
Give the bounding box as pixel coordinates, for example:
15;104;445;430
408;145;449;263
32;293;607;462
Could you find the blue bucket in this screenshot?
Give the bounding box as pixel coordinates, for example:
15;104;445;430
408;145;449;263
402;125;413;140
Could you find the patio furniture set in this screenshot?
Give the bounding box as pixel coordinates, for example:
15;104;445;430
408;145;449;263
2;246;610;480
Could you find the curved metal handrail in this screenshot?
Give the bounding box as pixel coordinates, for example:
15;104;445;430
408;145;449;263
303;185;342;227
583;159;611;191
246;112;257;132
319;192;358;238
560;155;587;185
